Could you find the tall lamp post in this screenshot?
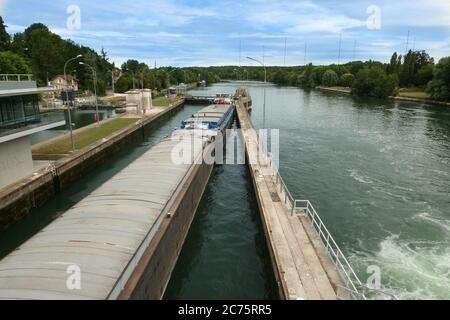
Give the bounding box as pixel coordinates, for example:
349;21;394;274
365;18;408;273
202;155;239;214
166;68;177;91
79;62;99;125
110;69;116;94
64;54;83;152
247;56;266;129
126;68;136;89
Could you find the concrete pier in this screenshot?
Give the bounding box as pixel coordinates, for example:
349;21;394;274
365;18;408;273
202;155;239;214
235;102;351;300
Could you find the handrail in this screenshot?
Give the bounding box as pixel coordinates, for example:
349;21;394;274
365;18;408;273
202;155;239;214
336;284;399;300
293;199;366;299
239;102;371;300
0;74;33;81
265;151;367;300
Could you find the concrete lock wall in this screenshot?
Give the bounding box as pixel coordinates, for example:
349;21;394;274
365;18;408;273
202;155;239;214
0;136;34;190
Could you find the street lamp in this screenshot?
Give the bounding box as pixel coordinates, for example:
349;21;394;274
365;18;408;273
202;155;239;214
247;56;266;129
79;62;100;126
233;68;239;81
181;69;187;84
243;69;249;81
126;68;136;89
110;69;117;94
64;54;83;152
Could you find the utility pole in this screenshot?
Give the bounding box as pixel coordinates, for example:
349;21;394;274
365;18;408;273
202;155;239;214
247;56;266;129
338;33;342;65
239;39;242;68
406;30;410;53
111;69;115;94
64;54;83;152
303;42;307;65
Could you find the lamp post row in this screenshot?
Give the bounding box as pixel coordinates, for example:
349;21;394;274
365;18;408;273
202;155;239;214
64;55;103;152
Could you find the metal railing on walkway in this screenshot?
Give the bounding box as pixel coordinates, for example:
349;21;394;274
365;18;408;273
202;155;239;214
0;74;34;81
265;151;367;300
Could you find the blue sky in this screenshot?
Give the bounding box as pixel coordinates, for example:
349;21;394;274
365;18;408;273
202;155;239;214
1;0;449;67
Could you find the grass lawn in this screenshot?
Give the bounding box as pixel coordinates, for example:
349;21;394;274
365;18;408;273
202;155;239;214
33;118;137;158
397;90;430;100
152;96;181;107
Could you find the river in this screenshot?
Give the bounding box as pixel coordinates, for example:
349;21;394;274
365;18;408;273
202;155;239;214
183;81;450;299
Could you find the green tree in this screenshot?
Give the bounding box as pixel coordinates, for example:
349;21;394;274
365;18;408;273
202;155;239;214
415;64;434;87
116;75;133;93
352;66;398;98
399;50;416;87
0;51;31;73
387;52;401;75
340;73;355;87
322;69;339;87
0;16;10;51
426;57;450;101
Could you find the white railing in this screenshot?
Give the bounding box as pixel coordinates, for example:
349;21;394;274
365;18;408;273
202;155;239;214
265;152;367;300
292;199;366;299
0;74;33;81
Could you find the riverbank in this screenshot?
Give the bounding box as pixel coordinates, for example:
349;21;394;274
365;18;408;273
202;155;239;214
0;99;185;233
316;86;450;107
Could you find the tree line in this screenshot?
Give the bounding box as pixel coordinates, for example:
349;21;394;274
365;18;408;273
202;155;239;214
0;17;220;96
0;17;448;101
205;52;450;101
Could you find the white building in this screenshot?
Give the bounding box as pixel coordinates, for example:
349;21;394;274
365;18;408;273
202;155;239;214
0;75;65;190
49;75;78;91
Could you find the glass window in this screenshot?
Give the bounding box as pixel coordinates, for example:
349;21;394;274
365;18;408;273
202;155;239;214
23;95;38;118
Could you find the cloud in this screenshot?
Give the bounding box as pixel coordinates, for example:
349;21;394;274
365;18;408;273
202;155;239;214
3;0;450;66
0;0;7;14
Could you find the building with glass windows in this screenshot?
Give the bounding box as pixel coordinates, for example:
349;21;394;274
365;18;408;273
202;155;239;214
0;74;65;190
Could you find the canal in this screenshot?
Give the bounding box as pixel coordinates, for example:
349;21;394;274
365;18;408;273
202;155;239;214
187;81;449;299
164;121;278;300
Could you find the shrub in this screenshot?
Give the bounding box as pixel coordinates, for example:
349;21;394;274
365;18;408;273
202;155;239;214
352;66;399;98
426;57;450;101
321;69;339;87
340;73;355;87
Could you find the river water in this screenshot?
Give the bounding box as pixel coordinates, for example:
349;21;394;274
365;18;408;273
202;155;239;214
184;81;450;299
1;82;449;300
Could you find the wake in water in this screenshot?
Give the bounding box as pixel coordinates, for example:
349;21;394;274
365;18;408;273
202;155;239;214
349;234;450;300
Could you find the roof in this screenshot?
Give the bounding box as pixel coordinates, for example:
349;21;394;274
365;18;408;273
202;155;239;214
53;75;77;81
0;87;61;98
0;132;208;299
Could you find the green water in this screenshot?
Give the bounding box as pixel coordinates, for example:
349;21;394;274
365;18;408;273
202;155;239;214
185;81;450;299
164;126;278;300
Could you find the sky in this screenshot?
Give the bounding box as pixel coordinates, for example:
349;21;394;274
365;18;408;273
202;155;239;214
1;0;449;67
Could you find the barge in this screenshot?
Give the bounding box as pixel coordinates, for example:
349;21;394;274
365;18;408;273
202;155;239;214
0;101;235;299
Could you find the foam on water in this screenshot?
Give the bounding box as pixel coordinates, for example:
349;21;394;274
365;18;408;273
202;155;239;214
413;212;450;233
349;169;373;184
349;235;450;299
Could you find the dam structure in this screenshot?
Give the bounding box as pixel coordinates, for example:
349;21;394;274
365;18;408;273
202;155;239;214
0;104;234;299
